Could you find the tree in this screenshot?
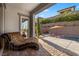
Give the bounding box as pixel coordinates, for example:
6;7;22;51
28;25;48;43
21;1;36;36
40;12;79;24
35;17;42;37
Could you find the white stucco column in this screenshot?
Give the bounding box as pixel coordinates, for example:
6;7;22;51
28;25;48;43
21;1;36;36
2;4;5;33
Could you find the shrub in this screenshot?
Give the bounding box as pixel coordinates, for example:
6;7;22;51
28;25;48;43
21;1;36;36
40;12;79;24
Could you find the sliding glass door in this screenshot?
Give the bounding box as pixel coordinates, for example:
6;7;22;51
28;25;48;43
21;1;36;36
20;16;29;38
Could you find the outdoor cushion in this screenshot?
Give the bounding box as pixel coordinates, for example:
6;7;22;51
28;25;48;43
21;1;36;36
0;37;3;49
1;32;39;51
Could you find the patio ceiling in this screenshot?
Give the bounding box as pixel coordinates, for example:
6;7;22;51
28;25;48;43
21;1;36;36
5;3;40;13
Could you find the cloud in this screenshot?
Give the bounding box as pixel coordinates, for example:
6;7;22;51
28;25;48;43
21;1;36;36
43;9;49;12
39;14;44;17
35;9;49;18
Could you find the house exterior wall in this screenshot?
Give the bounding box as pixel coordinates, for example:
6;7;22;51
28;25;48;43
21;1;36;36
58;6;75;14
4;4;29;33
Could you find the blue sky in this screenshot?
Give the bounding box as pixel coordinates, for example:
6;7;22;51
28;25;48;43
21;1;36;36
35;3;79;18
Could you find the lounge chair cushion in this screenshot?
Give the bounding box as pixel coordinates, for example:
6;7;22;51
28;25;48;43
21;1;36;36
1;32;39;50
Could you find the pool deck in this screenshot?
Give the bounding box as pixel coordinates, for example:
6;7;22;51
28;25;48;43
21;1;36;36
40;35;79;55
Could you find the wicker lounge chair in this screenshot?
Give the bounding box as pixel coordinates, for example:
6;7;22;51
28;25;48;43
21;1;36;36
1;32;39;51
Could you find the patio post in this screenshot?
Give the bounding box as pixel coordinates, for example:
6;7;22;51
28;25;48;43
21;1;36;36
29;14;33;37
29;3;54;37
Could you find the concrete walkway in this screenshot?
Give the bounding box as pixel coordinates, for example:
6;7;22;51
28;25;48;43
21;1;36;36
40;35;79;55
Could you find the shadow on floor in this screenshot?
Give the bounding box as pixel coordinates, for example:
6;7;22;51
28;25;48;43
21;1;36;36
2;44;51;56
42;39;78;56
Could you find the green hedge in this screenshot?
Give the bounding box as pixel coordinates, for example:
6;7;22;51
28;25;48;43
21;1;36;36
35;18;42;37
40;13;79;24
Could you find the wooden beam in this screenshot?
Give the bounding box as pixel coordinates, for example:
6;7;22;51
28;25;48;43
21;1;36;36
29;14;33;37
0;3;2;7
30;3;55;15
17;13;29;17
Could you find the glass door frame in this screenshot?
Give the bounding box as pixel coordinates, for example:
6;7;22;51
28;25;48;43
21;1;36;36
19;15;30;38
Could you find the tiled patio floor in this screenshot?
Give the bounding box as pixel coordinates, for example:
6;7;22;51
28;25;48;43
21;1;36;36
2;39;68;56
40;35;79;56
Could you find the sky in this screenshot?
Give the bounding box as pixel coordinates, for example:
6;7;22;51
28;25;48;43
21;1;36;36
21;21;28;29
35;3;79;18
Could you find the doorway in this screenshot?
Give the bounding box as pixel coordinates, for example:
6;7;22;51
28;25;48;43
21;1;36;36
20;15;29;38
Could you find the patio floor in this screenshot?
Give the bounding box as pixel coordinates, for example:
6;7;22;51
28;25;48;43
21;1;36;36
40;34;79;56
1;35;79;56
2;38;68;56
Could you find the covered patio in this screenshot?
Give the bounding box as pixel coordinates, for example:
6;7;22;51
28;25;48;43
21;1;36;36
0;3;55;56
0;3;78;56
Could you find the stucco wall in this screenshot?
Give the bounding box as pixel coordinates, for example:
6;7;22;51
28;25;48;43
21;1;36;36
42;21;79;36
0;6;4;34
4;4;29;33
49;26;79;36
